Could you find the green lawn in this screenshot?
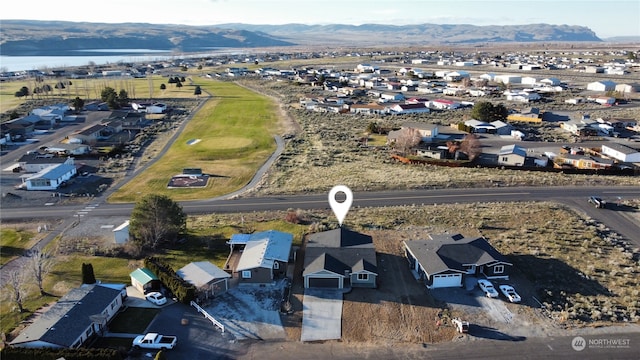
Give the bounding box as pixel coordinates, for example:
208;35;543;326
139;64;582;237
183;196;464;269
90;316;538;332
0;228;35;266
108;307;160;334
108;80;280;202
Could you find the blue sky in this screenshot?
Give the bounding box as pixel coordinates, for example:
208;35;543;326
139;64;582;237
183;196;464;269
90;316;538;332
2;0;639;38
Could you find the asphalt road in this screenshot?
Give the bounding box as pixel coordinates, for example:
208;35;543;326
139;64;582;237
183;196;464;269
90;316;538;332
3;185;639;243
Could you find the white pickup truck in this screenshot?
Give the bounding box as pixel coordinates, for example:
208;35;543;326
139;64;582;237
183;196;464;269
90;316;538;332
132;333;177;350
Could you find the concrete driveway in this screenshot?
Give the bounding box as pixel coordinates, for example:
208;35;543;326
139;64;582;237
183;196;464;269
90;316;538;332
301;289;343;342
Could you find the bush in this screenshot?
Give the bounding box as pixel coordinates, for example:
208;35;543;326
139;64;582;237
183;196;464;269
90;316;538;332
144;257;196;304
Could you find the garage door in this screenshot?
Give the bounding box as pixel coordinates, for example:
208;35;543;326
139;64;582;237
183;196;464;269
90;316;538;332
308;277;340;288
432;274;462;288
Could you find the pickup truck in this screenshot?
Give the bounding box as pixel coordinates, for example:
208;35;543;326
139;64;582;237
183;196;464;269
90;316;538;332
132;333;177;350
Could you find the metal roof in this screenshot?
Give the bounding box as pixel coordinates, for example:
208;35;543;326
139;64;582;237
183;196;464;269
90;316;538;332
236;230;293;271
177;261;230;288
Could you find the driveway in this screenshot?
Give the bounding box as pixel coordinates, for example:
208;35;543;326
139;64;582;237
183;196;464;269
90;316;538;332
301;289;343;342
204;280;288;341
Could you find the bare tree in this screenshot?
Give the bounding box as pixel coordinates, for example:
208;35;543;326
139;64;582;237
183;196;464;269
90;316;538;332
460;134;482;161
30;248;55;296
8;270;29;313
392;128;422;155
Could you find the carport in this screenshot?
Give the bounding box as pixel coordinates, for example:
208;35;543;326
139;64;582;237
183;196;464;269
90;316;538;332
301;289;343;342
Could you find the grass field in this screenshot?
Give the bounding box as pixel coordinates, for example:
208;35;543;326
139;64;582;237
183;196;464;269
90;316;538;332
107;79;280;202
0;228;35;266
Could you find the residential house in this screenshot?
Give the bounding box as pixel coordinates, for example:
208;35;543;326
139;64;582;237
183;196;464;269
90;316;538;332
560;118;598;136
303;228;378;289
557;154;614;169
490;120;513;136
177;261;232;299
83;101;109;111
540;77;561;86
464;119;494;133
443;87;466;96
498;144;527;166
399;122;439;142
70;124;114;144
18;153;73;173
505;90;541;102
43;143;91;156
429;99;460;110
615;83;640;94
601;143;640;163
586;80;616;92
23;162;77;190
349;103;388;115
129;268;162;294
390;103;431;115
379;92;405;102
416;147;448;159
226;230;293;284
10;284;127;349
494;75;522;84
403;233;512;289
507;107;542;123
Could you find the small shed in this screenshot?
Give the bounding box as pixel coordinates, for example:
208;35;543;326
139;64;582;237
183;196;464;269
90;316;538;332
129;268;161;294
113;220;130;244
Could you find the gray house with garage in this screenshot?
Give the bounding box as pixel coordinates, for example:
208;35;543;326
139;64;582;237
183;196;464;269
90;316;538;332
403;233;511;289
303;228;377;290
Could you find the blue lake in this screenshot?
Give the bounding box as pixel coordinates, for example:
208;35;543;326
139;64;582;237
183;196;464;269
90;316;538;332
0;48;245;72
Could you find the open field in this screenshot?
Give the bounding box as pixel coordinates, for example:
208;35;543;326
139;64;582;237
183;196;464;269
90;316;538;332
108;79;281;202
0;75;200;115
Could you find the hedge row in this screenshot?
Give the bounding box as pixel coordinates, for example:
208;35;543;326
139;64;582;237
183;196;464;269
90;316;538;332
1;347;121;360
144;257;196;304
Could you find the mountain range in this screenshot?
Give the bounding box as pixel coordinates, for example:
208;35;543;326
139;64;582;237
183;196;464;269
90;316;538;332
0;20;604;56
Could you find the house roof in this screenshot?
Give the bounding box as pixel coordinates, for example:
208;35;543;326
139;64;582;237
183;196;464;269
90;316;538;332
177;261;231;288
18;153;70;165
77;124;106;136
236;230;293;271
26;163;76;181
303;228;377;276
499;144;527;157
10;284;124;348
404;234;511;276
129;268;158;284
602;143;640;155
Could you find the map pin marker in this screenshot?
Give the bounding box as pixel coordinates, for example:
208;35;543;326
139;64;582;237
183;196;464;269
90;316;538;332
328;185;353;227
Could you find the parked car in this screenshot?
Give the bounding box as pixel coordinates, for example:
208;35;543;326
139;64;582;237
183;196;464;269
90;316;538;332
132;333;177;350
588;196;606;208
145;291;167;305
477;279;499;298
499;285;522;303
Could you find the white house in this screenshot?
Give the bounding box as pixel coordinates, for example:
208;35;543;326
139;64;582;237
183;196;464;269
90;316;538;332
586;80;616;92
23;163;77;190
505;91;541;102
390;103;431;114
429;99;460;110
601;143;640;163
494;75;522;84
540;77;561;86
521;76;538;85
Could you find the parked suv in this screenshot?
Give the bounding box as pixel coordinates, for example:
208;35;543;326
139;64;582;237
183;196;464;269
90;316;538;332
588;196;606;209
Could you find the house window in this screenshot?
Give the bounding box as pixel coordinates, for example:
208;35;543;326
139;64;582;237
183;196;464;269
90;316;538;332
494;265;504;274
273;261;279;270
86;328;93;337
501;156;509;162
357;273;368;281
242;270;252;279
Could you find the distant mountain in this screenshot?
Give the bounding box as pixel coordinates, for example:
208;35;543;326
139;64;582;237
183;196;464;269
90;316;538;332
0;20;603;56
0;20;294;56
217;23;603;45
